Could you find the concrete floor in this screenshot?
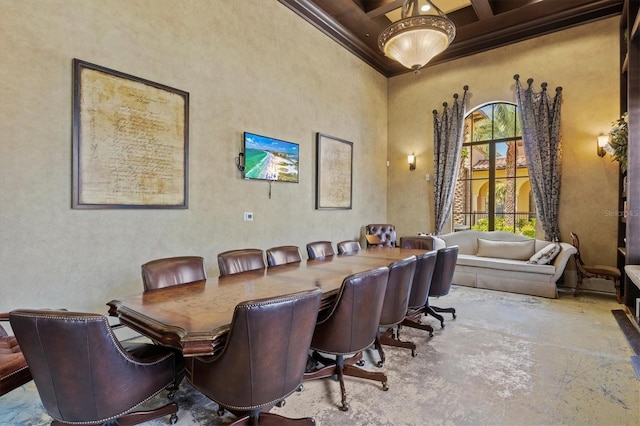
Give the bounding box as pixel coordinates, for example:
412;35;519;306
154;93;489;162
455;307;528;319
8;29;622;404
1;286;638;425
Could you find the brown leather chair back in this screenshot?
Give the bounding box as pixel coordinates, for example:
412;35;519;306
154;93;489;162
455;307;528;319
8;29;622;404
141;256;207;291
366;224;396;247
337;240;361;255
306;241;335;259
399;236;435;250
407;251;438;308
266;245;302;267
430;246;459;297
218;249;266;276
186;289;322;411
379;256;417;327
310;266;389;354
10;310;183;424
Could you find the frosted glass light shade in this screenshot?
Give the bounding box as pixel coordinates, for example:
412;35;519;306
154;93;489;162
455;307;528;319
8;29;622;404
383;26;450;70
378;1;456;72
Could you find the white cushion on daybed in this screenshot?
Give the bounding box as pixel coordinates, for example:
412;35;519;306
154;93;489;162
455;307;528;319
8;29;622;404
457;254;555;275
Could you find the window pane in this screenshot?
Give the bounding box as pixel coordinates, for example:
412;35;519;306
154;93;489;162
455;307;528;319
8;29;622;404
459;102;535;237
469;105;493;141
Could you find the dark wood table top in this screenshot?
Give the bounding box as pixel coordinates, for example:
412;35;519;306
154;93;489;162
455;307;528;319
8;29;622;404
107;247;427;356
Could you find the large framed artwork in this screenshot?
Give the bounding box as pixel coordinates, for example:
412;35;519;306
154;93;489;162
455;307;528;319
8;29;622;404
315;133;353;210
72;59;189;209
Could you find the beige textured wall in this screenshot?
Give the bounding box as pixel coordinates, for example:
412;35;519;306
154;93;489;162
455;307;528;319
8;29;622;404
388;18;621;282
0;0;388;313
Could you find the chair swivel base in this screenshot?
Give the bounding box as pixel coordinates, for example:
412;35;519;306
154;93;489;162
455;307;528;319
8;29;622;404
230;411;315;426
374;329;417;367
304;351;388;411
426;305;456;329
400;310;434;337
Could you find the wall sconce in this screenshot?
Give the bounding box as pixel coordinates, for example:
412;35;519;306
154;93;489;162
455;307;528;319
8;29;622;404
408;153;416;171
597;134;609;158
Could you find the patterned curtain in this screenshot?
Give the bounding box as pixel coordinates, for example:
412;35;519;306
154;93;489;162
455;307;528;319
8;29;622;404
514;75;563;241
433;86;468;235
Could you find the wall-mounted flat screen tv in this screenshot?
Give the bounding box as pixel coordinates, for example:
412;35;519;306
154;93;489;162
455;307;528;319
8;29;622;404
243;132;299;183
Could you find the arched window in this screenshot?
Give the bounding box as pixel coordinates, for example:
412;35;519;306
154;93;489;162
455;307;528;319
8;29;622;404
453;102;536;237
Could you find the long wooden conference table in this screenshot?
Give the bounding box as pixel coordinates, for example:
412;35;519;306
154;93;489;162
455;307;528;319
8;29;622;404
107;247;428;357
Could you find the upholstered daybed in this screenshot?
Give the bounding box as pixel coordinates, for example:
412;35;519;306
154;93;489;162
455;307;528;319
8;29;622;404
438;230;577;299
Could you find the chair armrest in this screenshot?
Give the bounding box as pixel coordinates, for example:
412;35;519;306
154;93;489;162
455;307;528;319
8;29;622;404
550;243;577;283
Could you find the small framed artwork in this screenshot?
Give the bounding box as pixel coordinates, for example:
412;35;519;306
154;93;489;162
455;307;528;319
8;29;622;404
315;133;353;209
72;59;189;209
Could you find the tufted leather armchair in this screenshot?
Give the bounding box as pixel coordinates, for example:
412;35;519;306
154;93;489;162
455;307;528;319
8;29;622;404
306;241;335;259
266;245;302;267
400;250;438;337
9;309;184;425
304;267;390;411
0;314;31;396
217;249;266;276
141;256;207;291
374;256;417;367
366;224;397;247
186;289;322;425
426;246;459;328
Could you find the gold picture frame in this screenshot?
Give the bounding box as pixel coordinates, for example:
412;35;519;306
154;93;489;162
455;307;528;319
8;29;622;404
72;59;189;209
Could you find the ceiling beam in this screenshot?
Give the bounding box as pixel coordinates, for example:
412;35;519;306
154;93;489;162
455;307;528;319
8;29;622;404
470;0;493;20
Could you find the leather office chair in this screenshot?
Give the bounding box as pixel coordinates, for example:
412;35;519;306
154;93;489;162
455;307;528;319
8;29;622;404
10;309;184;425
306;241;335;259
142;256;207;291
570;232;622;303
218;249;266;276
186;289;322;426
0;313;31;396
399;251;438;338
399;236;435;250
337;240;361;255
266;245;302;267
304;267;390;412
426;246;459;328
365;224;397;247
374;256;417;367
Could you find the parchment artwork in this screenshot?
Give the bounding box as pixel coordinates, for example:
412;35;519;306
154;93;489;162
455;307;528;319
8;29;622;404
73;59;188;208
316;133;353;209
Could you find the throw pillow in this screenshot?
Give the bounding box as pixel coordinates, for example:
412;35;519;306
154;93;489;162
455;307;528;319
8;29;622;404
476;238;535;260
528;242;561;265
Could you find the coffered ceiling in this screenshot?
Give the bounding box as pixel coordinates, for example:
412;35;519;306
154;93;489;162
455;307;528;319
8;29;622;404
278;0;624;77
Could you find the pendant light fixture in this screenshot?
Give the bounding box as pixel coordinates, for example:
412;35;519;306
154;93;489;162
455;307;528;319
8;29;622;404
378;0;456;73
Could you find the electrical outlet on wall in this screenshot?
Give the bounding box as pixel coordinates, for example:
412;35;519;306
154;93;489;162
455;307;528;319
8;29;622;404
243;212;253;222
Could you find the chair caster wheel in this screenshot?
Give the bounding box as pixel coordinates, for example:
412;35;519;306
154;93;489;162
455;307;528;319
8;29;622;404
355;359;365;367
217;408;226;416
339;403;350;412
411;349;416;357
429;331;434;337
276;399;286;407
296;384;304;392
167;391;175;400
453;313;457;319
376;360;384;368
382;381;389;391
170;413;178;424
440;321;445;329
